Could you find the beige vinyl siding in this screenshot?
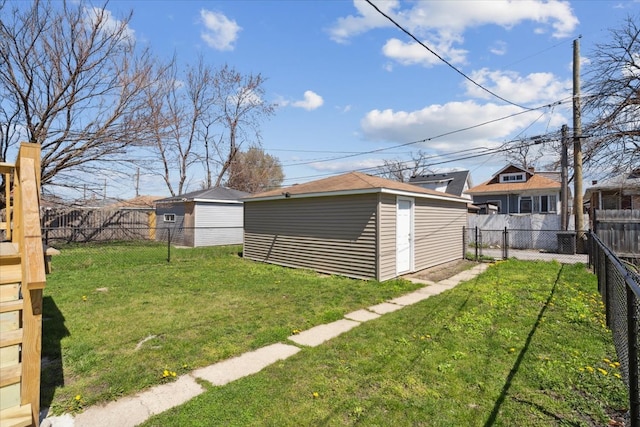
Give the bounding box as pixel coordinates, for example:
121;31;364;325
244;194;378;280
414;198;466;270
378;193;399;281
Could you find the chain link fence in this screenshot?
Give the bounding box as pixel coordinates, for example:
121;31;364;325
589;232;640;427
42;226;243;271
462;227;589;264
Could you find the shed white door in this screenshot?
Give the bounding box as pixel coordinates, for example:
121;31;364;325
396;197;414;274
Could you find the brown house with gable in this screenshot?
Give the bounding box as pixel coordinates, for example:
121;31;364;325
465;164;562;215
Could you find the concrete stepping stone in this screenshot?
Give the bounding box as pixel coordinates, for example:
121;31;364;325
344;309;380;322
288;319;360;347
192;343;300;386
367;302;403;315
73;375;204;427
388;291;433;306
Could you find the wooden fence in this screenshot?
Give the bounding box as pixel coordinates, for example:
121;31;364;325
40;208;155;243
594;209;640;258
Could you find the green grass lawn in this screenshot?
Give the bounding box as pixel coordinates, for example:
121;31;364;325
138;259;628;427
41;243;422;414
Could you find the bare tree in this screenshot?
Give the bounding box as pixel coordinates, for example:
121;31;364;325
225;146;283;193
377;150;433;182
504;141;544;170
583;14;640;175
211;65;276;187
145;56;218;196
0;0;162;194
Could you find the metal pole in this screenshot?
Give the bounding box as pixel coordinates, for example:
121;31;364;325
475;226;479;261
628;286;639;427
463;226;467;260
561;124;569;231
167;228;171;263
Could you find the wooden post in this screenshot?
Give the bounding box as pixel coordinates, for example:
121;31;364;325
18;143;46;427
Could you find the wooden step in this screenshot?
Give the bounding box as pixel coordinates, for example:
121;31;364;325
0;243;22;286
0;363;21;388
0;300;23;314
0;403;33;427
0;328;22;349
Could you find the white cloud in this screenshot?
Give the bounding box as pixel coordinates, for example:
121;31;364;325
490;40;507;56
382;37;467;67
309;158;383;173
329;0;578;65
359;100;565;151
327;0;399;43
464;68;572;105
291;91;324;111
85;7;135;45
200;10;241;51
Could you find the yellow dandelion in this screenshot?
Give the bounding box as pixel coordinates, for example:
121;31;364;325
609;363;617;368
614;362;620;367
509;347;515;353
586;366;594;373
75;395;81;401
163;369;169;377
579;367;585;372
614;373;621;379
82;295;87;301
312;392;319;398
603;358;611;364
597;368;608;376
171;371;177;377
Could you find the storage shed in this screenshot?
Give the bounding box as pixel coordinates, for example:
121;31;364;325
243;172;469;281
155;187;249;247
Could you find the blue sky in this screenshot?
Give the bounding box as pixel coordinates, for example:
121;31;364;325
92;1;639;197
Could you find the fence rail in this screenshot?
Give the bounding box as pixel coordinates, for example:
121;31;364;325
589;232;640;427
463;227;587;264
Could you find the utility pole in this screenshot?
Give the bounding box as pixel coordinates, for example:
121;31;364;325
573;37;585;251
561;124;569;231
135;167;140;197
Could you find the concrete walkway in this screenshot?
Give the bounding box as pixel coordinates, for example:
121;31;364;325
41;263;490;427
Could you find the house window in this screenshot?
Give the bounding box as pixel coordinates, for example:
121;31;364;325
519;196;532;213
163;213;176;223
534;195;557;213
500;173;525;183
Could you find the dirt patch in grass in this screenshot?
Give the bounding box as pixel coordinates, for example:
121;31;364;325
405;259;480;283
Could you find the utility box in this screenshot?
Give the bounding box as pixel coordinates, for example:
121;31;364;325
557;231;576;255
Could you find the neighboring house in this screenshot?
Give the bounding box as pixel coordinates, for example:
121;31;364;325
408;170;473;199
585;169;640;212
242;171;469;281
465;164;561;215
155;187;249;247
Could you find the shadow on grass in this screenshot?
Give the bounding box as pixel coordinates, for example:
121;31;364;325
40;296;70;409
483;264;564;427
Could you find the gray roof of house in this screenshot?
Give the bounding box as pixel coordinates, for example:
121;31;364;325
156;187;250;203
408;170;471;197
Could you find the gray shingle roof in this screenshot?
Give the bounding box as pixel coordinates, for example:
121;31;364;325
408;170;471;197
156;187;249;203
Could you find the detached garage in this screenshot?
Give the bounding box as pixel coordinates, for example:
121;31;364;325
155;187;249;247
243;172;469;281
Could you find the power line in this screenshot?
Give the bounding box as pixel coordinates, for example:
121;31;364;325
281;99;567;168
364;0;534;111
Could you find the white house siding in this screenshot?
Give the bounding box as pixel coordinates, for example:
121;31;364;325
413;198;466;271
243;194;378;280
378;193;399;281
193;203;244;247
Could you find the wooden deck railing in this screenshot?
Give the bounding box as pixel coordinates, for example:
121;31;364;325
0;143;46;427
